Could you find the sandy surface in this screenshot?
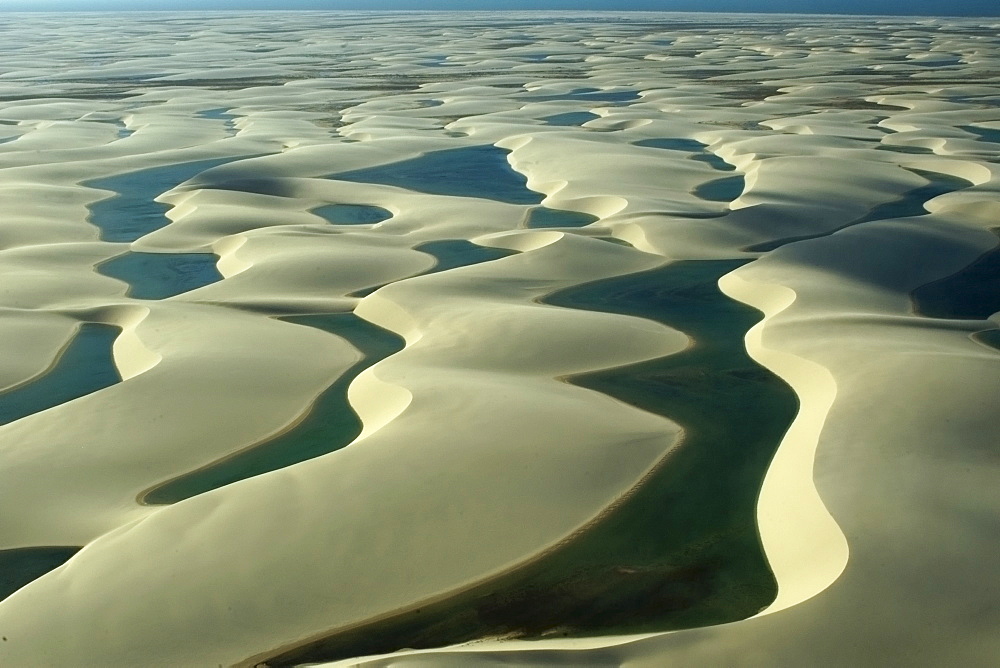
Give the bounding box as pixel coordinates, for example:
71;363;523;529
0;10;997;668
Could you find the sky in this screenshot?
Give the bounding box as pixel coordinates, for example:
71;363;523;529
0;0;997;15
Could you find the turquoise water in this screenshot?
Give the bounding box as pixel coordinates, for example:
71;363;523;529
0;547;80;602
86;156;249;242
329;145;542;205
748;169;969;253
542;111;599;127
198;108;234;120
311;204;391;225
97;252;222;300
962;125;1000;144
143;313;404;504
266;260;797;665
693;175;744;202
420;55;452;67
0;323;121;427
199;108;237;136
525;206;598;229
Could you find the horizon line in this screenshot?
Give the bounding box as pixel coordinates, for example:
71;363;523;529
1;8;998;17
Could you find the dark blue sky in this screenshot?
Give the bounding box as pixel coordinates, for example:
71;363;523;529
2;0;998;15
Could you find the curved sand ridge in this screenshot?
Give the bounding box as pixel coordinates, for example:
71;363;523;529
0;10;997;667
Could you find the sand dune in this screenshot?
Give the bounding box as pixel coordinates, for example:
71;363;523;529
0;10;997;668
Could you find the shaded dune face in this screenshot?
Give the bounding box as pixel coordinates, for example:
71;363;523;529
0;11;997;668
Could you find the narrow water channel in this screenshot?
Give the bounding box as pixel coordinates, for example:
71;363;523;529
0;547;81;602
144;240;515;504
259;259;798;666
0;324;120;600
142;313;404;505
0;323;121;427
349;239;516;298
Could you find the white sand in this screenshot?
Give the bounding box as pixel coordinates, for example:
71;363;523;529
0;10;997;668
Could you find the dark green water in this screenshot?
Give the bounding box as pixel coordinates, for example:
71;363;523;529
912;236;1000;320
693;175;744;202
348;239;517;298
97;252;222;300
974;329;1000;352
692;153;736;172
635;137;735;172
86;156;250;242
329;145;543;205
0;323;121;427
635;137;703;152
262;260;798;667
312;204;391;225
525;206;598;229
542;111;599;127
413;240;516;273
0;547;81;602
748;169;970;253
0;325;121;598
143;313;404;505
915;57;962;68
596;236;633;247
527;88;640;103
875;144;934;155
